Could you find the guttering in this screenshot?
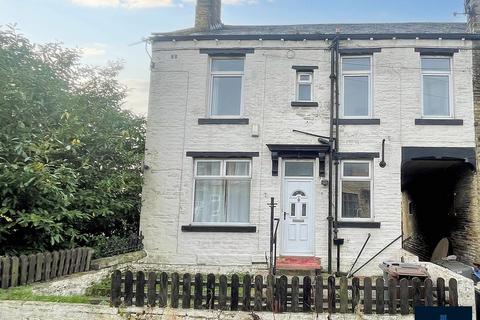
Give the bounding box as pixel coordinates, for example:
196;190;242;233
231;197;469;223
151;32;480;42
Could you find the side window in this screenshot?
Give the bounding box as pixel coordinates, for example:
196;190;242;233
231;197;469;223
341;57;372;118
340;161;372;219
193;159;251;223
296;72;313;102
209;58;244;117
421;57;452;118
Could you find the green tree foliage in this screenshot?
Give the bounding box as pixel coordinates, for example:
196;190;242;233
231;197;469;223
0;26;145;255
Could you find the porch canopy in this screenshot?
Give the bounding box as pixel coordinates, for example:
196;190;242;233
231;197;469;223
267;144;330;176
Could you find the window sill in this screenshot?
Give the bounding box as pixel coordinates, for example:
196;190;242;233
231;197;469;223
181;225;257;233
291;101;318;107
335;118;381;125
334;221;381;229
415;119;463;126
198;118;249;125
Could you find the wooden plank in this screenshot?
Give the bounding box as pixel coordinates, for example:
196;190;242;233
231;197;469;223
254;275;263;312
147;272;157;307
314;275;323;313
363;277;372;314
437;278;445;307
448;278;458;307
231;274;239;311
51;251;59;279
79;248;87;272
58;250;65;277
74;248;82;273
69;249;76;274
135;271;145;307
291;276;299;312
35;253;44;282
327;276;336;314
278;275;288;313
303;276;312;312
182;273;191;309
44;252;52;281
1;257;10;289
194;273;203;309
110;270;122;307
266;274;274;312
19;255;28;286
10;256;19;287
85;248;93;271
64;250;71;276
352;277;360;313
412;277;422;307
376;277;385;314
400;278;409;315
218;275;228;310
242;274;251;311
27;254;36;284
124;270;133;306
424;278;433;307
339;276;348;313
388;278;397;315
206;273;215;309
171;272;180;308
159;272;168;308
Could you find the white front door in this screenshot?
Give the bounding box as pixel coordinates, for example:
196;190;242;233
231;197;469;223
282;179;314;255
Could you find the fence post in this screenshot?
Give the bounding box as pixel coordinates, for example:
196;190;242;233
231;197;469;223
364;277;372;314
147;272;157;307
278;275;287;313
231;274;239;311
254;275;263;311
135;271;145;307
219;275;228;310
315;275;323;313
51;251;59;279
44;252;52;281
110;270;122;307
352;277;360;312
68;250;76;274
19;255;28;286
85;248;93;271
64;250;71;276
124;270;133;306
266;274;274;312
412;277;422;307
27;254;36;284
171;272;180;308
449;278;458;307
437;278;445;307
339;276;348;313
1;257;10;289
400;278;409;315
242;274;252;311
35;253;44;281
207;273;215;309
327;276;336;314
10;256;19;287
194;273;203;309
303;276;312;312
388;278;397;315
182;273;191;309
424;278;433;306
291;276;299;312
58;250;65;277
376;277;385;314
159;272;168;308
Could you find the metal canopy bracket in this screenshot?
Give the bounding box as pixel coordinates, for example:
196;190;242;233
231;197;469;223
267;144;330;176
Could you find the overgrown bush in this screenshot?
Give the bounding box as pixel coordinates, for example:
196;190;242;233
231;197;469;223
0;26;145;255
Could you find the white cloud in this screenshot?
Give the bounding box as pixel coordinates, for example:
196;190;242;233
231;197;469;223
181;0;267;6
121;78;150;115
81;43;108;57
70;0;173;8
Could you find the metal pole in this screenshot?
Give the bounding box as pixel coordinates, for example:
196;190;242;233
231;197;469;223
269;197;274;274
347;233;371;277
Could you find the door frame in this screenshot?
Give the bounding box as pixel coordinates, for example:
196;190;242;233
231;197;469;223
281;159;316;256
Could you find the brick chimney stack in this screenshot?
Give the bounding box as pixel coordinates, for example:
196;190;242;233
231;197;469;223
195;0;222;31
466;0;480;32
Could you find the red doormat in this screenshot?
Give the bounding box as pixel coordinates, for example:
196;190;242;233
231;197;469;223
276;256;321;270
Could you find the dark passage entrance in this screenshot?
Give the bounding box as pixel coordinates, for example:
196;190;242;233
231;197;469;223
401;147;477;262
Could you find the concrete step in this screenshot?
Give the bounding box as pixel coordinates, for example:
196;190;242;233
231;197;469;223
276;256;322;276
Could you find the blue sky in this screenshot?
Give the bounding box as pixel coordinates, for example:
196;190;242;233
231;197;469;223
0;0;467;115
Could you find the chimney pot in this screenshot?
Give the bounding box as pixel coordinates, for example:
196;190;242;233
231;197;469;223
195;0;222;31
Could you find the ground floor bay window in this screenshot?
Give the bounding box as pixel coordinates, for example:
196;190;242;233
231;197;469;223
193;159;251;224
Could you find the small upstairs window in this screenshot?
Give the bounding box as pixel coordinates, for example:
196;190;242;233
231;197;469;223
341;57;372;118
296;72;313;102
209;58;244;117
421;57;452;118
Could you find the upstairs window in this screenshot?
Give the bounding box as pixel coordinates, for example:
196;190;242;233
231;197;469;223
193;159;251;223
421;57;452;118
209;58;244;117
296;72;313;102
340;161;372;219
341;57;372;118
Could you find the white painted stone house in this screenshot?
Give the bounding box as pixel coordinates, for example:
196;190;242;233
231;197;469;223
140;0;479;275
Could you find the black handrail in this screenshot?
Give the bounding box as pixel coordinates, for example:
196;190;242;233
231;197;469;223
272;218;280;275
268;197;279;274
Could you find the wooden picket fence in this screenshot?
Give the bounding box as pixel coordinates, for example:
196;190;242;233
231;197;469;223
0;247;94;289
110;271;459;314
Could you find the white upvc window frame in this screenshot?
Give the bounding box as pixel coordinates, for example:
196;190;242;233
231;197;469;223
338;160;374;222
208;57;245;118
340;56;373;119
420;56;454;119
192;159;252;225
296;72;314;102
